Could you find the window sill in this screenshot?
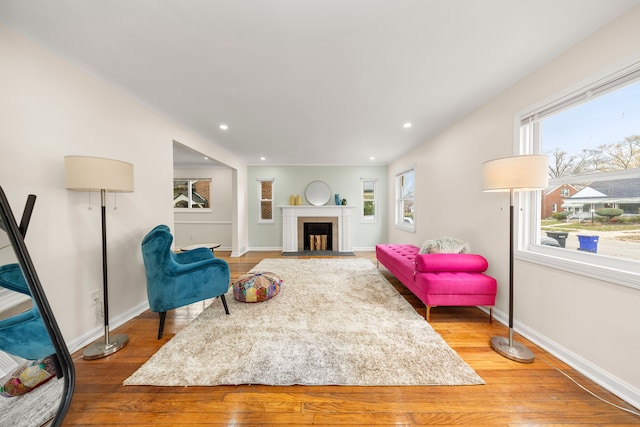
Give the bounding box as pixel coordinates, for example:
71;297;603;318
174;208;213;213
517;245;640;290
394;223;415;233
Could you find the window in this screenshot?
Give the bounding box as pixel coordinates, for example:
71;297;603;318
173;178;210;209
257;178;274;223
395;168;415;231
361;178;378;223
518;62;640;289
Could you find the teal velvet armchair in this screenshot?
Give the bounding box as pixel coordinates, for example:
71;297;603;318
141;225;230;339
0;263;56;360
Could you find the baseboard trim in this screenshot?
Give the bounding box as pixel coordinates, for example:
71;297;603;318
484;307;640;410
67;301;150;354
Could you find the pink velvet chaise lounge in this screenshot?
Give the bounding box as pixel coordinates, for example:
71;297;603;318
375;244;497;322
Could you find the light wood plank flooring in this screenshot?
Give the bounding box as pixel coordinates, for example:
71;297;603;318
63;251;640;426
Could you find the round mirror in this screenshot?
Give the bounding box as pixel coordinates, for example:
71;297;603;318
305;181;331;206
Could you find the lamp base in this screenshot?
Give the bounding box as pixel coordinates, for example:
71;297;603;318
490;335;534;363
83;333;129;360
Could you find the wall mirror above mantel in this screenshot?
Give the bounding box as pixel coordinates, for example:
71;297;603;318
0;187;75;426
304;181;331;206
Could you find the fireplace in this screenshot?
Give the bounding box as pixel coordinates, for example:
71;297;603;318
297;216;338;251
280;205;355;253
303;222;333;251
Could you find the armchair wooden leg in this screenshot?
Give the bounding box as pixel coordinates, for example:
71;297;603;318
158;311;167;340
489;307;493;324
426;305;431;322
220;295;230;315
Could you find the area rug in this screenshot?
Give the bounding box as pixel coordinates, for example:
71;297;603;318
0;377;63;427
124;258;484;386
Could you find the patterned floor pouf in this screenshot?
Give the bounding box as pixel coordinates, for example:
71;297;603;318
232;271;282;303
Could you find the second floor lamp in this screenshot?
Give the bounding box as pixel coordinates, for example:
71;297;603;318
65;155;134;360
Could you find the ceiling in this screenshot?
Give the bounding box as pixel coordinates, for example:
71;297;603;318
2;0;639;166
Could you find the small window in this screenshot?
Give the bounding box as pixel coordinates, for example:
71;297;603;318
361;178;378;223
173;178;210;209
395;168;415;231
257;178;274;223
552;203;557;213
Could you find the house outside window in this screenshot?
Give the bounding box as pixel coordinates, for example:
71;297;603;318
173;178;210;209
518;62;640;289
395;168;415;231
257;178;274;223
361;178;378;223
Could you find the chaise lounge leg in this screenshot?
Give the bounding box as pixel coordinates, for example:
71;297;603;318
158;311;167;340
220;294;230;315
489;307;493;324
426;305;431;322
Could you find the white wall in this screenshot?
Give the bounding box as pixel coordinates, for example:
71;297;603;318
388;6;640;406
248;165;388;250
0;25;248;351
173;166;233;249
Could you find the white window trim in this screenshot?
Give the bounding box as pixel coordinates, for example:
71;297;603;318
514;60;640;290
394;167;416;232
361;177;378;224
257;177;275;224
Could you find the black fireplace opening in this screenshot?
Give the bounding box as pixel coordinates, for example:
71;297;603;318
303;222;333;251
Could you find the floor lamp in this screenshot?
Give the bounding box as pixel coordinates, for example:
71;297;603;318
65;156;134;360
482;154;548;363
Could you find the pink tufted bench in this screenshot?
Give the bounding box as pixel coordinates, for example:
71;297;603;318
376;244;497;322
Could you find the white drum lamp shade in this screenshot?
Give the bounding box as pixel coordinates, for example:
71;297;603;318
482;154;548;192
64;156;134;193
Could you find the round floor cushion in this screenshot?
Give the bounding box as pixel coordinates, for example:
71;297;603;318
232;271;282;303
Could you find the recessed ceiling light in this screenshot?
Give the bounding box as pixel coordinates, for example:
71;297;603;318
369;156;375;161
403;122;412;129
204;156;208;160
219;124;228;130
260;156;266;161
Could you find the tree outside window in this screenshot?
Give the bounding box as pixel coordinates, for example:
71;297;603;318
362;178;377;223
173;179;210;209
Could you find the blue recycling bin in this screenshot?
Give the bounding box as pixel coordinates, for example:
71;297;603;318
577;235;599;253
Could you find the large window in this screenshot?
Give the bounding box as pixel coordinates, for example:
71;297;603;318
361;178;378;223
519;63;640;288
395;168;415;231
173;178;210;209
257;178;274;223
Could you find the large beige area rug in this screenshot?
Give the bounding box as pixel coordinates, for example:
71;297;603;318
124;258;484;386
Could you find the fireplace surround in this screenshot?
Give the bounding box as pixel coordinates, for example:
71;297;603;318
280;205;355;252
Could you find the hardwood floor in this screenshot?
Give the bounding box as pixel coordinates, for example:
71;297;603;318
63;251;640;426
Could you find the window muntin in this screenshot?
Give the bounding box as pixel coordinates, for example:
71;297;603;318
257;178;274;223
173;178;211;209
395;168;415;231
518;63;640;288
362;178;377;223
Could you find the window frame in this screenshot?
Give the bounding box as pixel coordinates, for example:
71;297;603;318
394;167;416;232
361;177;378;223
515;61;640;290
257;177;275;224
173;178;211;211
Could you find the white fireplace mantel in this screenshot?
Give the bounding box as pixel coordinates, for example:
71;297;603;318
280;205;356;252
